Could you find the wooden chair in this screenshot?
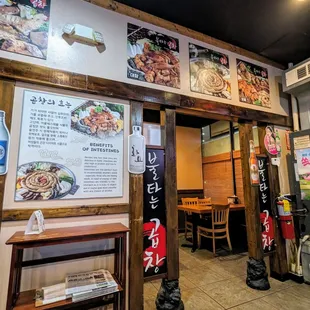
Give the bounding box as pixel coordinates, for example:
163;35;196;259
198;198;212;205
197;204;232;256
181;197;199;240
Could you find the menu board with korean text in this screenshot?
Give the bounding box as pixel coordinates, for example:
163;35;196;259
143;148;167;278
0;0;50;59
257;156;275;253
127;23;180;89
237;59;270;108
189;43;231;100
15;90;124;202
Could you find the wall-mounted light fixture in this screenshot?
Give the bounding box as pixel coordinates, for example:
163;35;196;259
63;24;105;47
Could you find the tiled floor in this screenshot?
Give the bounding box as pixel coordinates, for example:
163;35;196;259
144;236;310;310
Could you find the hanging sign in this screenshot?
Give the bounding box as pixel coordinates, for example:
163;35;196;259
128;126;145;174
143;148;167;278
257;156;275;253
264;126;279;156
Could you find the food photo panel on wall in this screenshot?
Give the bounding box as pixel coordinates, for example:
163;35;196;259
15;90;125;202
237;59;271;108
189;43;231;99
127;23;180;89
0;0;50;59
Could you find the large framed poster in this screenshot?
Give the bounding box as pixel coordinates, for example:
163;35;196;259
143;148;167;278
0;0;51;59
127;23;180;89
237;59;270;108
189;43;231;100
15;90;124;201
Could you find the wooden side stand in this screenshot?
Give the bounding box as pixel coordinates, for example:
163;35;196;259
5;223;129;310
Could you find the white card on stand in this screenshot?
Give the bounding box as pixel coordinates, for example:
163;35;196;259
25;210;45;235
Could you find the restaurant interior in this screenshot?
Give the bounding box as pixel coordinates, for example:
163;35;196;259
143;107;254;257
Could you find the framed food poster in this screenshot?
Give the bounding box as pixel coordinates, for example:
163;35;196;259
237;59;271;108
127;23;180;89
15;90;124;202
0;0;50;59
189;43;231;99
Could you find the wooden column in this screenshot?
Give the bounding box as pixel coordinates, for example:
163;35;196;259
156;108;183;309
239;121;270;290
165;108;179;280
258;125;288;280
239;122;262;259
0;79;14;231
129;101;144;310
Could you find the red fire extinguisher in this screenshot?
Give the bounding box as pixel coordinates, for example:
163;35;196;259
276;199;295;239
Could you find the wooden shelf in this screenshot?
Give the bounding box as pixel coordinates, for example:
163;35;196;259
6;223;128;310
14;275;123;310
6;223;129;246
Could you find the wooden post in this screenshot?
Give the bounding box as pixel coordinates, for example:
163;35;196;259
129;101;144;310
156;108;183;309
0;79;14;232
165;109;179;280
239;121;270;290
258;125;288;280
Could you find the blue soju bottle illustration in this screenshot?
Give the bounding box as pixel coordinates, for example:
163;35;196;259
0;110;9;175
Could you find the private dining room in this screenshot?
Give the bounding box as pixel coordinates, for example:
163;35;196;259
143;106;256;260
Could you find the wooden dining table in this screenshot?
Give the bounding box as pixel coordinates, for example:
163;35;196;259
178;204;245;252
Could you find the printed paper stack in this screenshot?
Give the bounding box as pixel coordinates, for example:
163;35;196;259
35;283;67;307
65;269;119;303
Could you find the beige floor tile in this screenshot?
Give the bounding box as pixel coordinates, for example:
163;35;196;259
179;274;197;290
262;289;310;310
199;261;246;279
230;298;278;310
201;277;258;308
246;277;297;298
182;288;224;310
144;282;158;298
288;283;310;300
150;279;162;290
181;267;226;287
144;297;156;310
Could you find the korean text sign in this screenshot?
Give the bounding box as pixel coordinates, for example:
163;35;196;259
143;148;167;278
257;156;275;253
16;90;124;202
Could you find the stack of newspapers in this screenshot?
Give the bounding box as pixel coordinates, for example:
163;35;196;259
35;283;66;307
65;269;119;303
34;269;118;306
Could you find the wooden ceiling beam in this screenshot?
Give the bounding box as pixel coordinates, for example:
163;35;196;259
0;57;291;127
84;0;285;69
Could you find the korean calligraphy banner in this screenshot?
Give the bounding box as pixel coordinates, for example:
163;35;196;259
143;148;167;278
296;148;310;201
15;90;124;201
257;156;275;253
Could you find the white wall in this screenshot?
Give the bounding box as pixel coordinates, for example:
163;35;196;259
0;83;130;309
0;0;289;117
